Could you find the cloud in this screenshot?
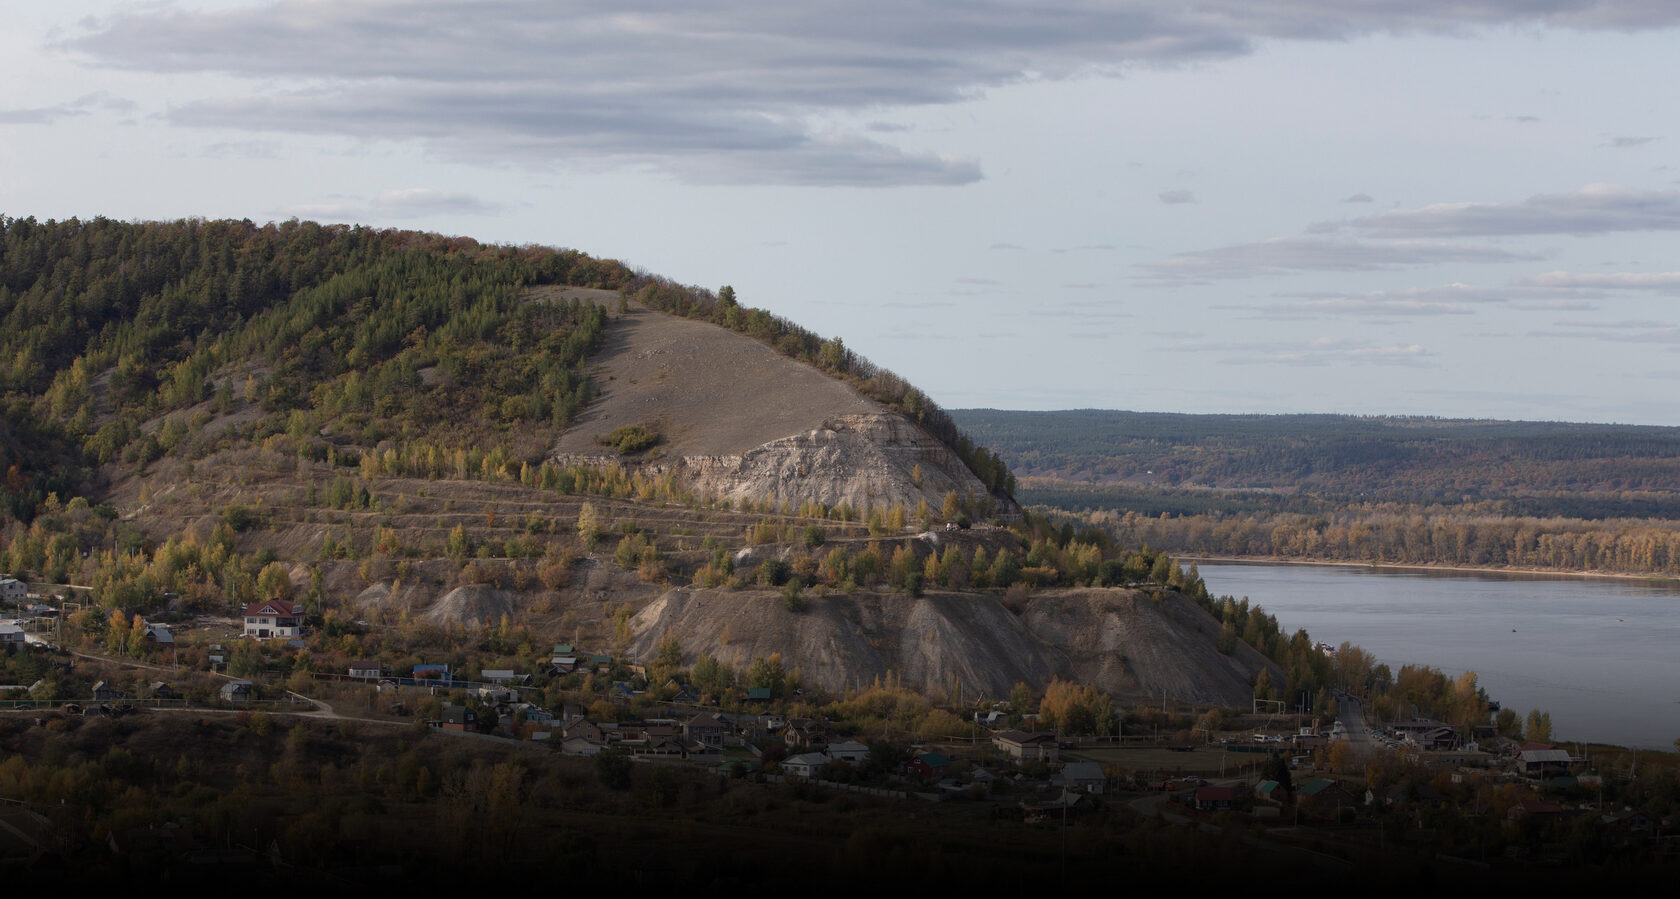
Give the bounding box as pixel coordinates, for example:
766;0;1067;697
0;91;134;124
1256;297;1479;318
1158;189;1196;204
201;140;284;159
1513;270;1680;291
1201;337;1435;367
1139;236;1549;281
1318;184;1680;238
989;242;1026;251
274;187;503;221
372;188;502;217
57;2;1680;186
1340;193;1374;203
1603;135;1658;148
1527;320;1680;343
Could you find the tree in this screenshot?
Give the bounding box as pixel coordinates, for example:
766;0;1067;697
1261;753;1293;795
1009;681;1034;716
595;749;632;790
746;654;786;697
577;503;602;550
654;632;683;670
1526;709;1553;743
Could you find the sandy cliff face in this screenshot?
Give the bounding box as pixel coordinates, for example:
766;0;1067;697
561;412;991;511
626;585;1277;706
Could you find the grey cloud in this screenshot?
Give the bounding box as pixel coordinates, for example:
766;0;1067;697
1257;297;1477;318
0;91;134;124
1204;337;1435;367
274;187;502;221
58;1;1680;187
1140;237;1549;281
1604;136;1658;148
1320;184;1680;238
201;140;283;159
0;105;87;124
1341;193;1374;203
1159;189;1196;204
372;188;502;217
1514;270;1680;291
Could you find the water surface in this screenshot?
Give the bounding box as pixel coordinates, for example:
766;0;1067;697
1195;561;1680;749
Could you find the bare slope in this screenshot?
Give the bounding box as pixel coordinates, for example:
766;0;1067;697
553;299;884;457
627;585;1277;706
552;301;992;511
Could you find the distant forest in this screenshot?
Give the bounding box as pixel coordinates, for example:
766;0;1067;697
954;409;1680;575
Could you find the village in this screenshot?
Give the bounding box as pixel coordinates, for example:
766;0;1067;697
3;577;1674;878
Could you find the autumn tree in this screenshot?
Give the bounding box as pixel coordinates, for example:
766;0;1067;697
577;503;602;550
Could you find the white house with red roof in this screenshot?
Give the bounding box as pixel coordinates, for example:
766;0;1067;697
243;598;303;639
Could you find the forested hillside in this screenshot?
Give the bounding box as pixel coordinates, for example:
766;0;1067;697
0;217;630;522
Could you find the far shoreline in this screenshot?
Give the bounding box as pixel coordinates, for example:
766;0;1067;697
1181;554;1680;586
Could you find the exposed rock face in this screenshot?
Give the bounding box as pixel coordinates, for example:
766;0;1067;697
423;585;515;627
627;586;1277;705
560;412;991;511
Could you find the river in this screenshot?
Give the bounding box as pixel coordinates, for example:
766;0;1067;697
1194;561;1680;750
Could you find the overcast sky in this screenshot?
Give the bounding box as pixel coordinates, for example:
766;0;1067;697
6;1;1680;425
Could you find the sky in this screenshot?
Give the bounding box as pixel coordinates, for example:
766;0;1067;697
5;1;1680;425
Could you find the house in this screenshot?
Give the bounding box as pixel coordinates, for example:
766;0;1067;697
557;717;609;755
91;680;125;701
144;624;174;647
0;577;26;604
1062;761;1107;794
1255;779;1289;804
220;680;254;703
1296;778;1357;818
1193;786;1237;811
993;730;1060;762
683;713;729;750
412;663;450;682
825;740;870;763
242;599;303;640
347;661;383;679
148;682;179;700
781;752;830;779
0;624;24;647
905;752;951;780
1517;748;1574;779
745;686;773;703
782;718;832;748
436;704;478;733
482;669;528;685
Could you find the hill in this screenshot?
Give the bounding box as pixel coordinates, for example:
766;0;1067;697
0;216;1287;709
